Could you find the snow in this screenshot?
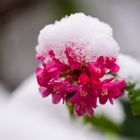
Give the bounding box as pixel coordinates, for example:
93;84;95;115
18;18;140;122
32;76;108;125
118;54;140;88
0;74;124;140
36;13;119;63
95;101;125;124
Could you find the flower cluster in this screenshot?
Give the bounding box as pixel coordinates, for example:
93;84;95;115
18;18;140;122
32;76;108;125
35;13;126;117
36;47;126;117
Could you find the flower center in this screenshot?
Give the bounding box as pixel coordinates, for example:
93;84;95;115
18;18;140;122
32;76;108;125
80;91;88;97
101;88;108;96
53;86;60;93
95;67;101;73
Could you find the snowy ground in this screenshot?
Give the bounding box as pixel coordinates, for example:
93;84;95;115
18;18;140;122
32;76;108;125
0;74;125;140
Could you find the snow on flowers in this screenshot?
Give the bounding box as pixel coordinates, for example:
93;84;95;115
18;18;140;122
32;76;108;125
35;13;126;117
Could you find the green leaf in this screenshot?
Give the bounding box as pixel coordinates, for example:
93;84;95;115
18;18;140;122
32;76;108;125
126;82;135;91
120;101;140;139
66;103;120;134
83;115;120;135
66;103;75;118
129;88;140;116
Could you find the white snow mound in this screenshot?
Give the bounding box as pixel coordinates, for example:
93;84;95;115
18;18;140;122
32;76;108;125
36;13;119;63
118;54;140;88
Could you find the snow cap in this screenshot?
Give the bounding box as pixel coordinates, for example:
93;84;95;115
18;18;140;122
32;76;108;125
36;13;119;63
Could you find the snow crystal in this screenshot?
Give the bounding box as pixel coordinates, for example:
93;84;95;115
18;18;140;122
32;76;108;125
36;13;119;63
118;54;140;88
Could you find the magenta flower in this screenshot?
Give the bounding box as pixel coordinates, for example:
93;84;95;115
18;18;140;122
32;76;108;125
36;67;49;87
35;13;126;117
99;78;125;104
69;85;97;116
36;47;126;116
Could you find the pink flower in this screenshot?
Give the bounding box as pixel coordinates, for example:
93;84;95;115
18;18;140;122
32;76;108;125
78;72;90;85
69;85;97;116
105;57;120;73
36;63;59;87
39;79;72;104
36;47;126;117
47;80;71;104
35;13;126;117
36;67;49;87
99;78;126;104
